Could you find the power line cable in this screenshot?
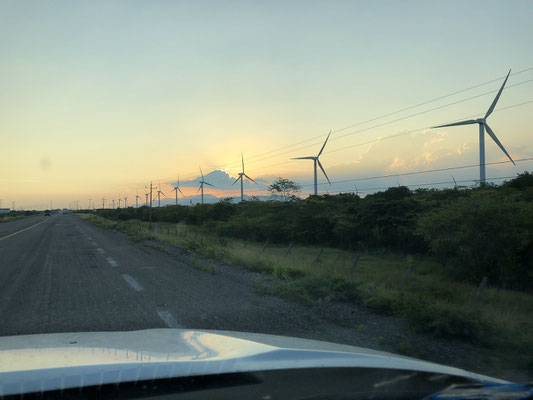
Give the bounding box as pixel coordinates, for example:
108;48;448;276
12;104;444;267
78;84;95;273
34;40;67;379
221;67;533;169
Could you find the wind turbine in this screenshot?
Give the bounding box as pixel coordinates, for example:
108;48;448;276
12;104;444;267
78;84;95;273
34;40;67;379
292;131;331;196
232;153;256;202
197;167;213;204
156;182;165;207
172;176;184;205
431;70;515;184
135;190;140;208
124;196;128;208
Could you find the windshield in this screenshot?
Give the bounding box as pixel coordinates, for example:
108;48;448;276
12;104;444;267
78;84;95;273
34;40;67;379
0;0;532;389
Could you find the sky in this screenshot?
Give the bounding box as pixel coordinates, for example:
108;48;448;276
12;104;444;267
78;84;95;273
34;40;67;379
1;0;532;209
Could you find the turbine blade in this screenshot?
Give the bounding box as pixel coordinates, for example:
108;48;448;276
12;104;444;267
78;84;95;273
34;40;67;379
485;69;511;119
199;167;204;179
317;159;331;184
241;152;244;173
232;176;241;185
431;120;478;128
291;156;315;160
484;124;515;165
196;185;201;194
178;187;184;195
317;130;331;157
244;174;256;183
204;182;214;187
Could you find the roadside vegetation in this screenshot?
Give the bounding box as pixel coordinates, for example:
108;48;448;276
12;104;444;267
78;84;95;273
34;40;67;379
81;172;533;374
0;210;40;223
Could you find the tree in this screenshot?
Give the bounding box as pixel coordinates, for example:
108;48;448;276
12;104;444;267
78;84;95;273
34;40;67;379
267;177;301;201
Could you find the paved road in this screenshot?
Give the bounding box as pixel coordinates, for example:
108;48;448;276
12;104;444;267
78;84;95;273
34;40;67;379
0;214;339;339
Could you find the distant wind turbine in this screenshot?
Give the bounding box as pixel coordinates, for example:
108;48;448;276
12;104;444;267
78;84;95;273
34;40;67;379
198;167;213;204
172;176;184;205
292;131;331;196
232;153;256;202
135;190;140;208
431;70;515;184
156;182;165;207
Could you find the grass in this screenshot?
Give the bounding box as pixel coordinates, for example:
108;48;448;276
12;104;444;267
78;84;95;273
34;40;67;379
0;214;25;223
81;215;533;370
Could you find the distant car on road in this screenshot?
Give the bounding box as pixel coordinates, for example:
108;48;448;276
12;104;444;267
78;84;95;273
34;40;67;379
44;210;51;216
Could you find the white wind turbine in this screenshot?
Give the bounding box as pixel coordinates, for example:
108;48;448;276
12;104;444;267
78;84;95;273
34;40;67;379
172;176;184;205
431;70;515;184
198;167;213;204
232;153;256;202
292;131;331;196
135;190;140;208
156;182;165;207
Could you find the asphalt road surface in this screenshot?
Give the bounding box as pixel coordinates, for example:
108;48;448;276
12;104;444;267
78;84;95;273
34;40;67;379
0;213;350;339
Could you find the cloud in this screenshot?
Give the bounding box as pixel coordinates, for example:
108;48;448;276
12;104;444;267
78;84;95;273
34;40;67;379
168;169;270;190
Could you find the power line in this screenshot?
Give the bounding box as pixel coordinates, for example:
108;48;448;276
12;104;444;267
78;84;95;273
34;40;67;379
238;80;533;171
222;67;533;169
300;157;533;187
246;99;533;174
324;175;519;194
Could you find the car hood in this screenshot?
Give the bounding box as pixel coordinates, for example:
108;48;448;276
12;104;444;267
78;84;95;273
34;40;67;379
0;329;505;396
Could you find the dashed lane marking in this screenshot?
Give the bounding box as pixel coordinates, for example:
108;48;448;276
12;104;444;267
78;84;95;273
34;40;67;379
106;257;118;267
121;274;143;292
157;311;181;328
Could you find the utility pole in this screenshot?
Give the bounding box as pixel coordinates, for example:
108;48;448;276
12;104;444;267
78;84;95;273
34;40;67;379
146;182;153;230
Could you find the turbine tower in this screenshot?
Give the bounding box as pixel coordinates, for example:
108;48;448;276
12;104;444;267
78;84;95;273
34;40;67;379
197;167;213;204
172;176;184;205
431;70;515;184
292;131;332;196
232;153;256;202
124;196;127;208
135;190;140;208
156;182;165;207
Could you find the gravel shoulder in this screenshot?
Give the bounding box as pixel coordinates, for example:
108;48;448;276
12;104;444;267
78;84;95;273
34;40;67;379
152;238;527;382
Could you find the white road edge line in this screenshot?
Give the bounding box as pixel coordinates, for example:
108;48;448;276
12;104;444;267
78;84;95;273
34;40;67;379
157;311;181;328
121;274;143;292
106;257;118;267
0;218;51;241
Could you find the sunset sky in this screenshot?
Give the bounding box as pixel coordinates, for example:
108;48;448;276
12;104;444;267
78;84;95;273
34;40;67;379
1;0;533;208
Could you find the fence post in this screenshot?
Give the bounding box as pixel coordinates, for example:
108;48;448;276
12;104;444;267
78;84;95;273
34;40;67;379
284;242;293;256
314;249;324;263
476;276;488;298
261;239;270;253
401;264;414;284
351;255;360;272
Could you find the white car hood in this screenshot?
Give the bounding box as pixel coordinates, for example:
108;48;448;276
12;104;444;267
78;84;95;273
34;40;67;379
0;329;505;396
